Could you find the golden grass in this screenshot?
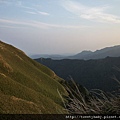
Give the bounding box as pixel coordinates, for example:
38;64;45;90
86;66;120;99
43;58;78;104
0;55;13;73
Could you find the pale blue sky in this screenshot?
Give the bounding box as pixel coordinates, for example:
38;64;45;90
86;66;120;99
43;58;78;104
0;0;120;55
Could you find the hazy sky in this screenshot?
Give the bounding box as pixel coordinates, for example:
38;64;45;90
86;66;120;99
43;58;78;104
0;0;120;55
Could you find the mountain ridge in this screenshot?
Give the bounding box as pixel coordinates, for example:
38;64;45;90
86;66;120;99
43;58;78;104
35;56;120;92
31;45;120;60
0;40;68;114
68;45;120;60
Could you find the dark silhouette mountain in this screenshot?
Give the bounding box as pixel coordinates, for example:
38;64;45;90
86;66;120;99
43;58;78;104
35;57;120;92
68;45;120;60
30;54;67;59
68;50;92;59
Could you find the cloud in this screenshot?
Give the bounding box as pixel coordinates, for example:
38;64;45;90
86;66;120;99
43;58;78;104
26;10;50;16
0;19;49;29
16;2;50;16
0;0;22;6
25;11;37;15
37;11;50;16
62;0;120;23
19;3;50;16
0;18;89;29
0;0;50;16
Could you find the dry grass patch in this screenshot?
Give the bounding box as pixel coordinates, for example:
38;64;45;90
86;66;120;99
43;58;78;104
61;79;120;114
0;55;13;72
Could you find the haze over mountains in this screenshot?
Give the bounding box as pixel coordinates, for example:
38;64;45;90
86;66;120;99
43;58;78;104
69;45;120;60
31;54;68;60
31;45;120;60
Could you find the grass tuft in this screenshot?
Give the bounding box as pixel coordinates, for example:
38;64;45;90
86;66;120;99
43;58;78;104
62;78;120;114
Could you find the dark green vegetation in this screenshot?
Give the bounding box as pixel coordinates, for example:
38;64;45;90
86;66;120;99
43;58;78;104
0;41;68;114
35;57;120;92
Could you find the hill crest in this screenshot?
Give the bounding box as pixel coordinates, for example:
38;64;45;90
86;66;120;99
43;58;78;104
0;40;68;114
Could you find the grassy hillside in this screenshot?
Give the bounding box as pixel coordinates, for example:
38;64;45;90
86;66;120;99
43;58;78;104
0;40;68;114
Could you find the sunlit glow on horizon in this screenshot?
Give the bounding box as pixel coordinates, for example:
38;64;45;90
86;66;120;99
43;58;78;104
0;0;120;55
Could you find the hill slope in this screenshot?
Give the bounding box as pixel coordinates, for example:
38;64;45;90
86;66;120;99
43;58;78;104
36;57;120;92
0;41;68;114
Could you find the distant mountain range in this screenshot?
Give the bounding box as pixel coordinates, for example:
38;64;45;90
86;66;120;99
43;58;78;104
35;56;120;92
31;45;120;60
30;54;68;59
68;45;120;60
